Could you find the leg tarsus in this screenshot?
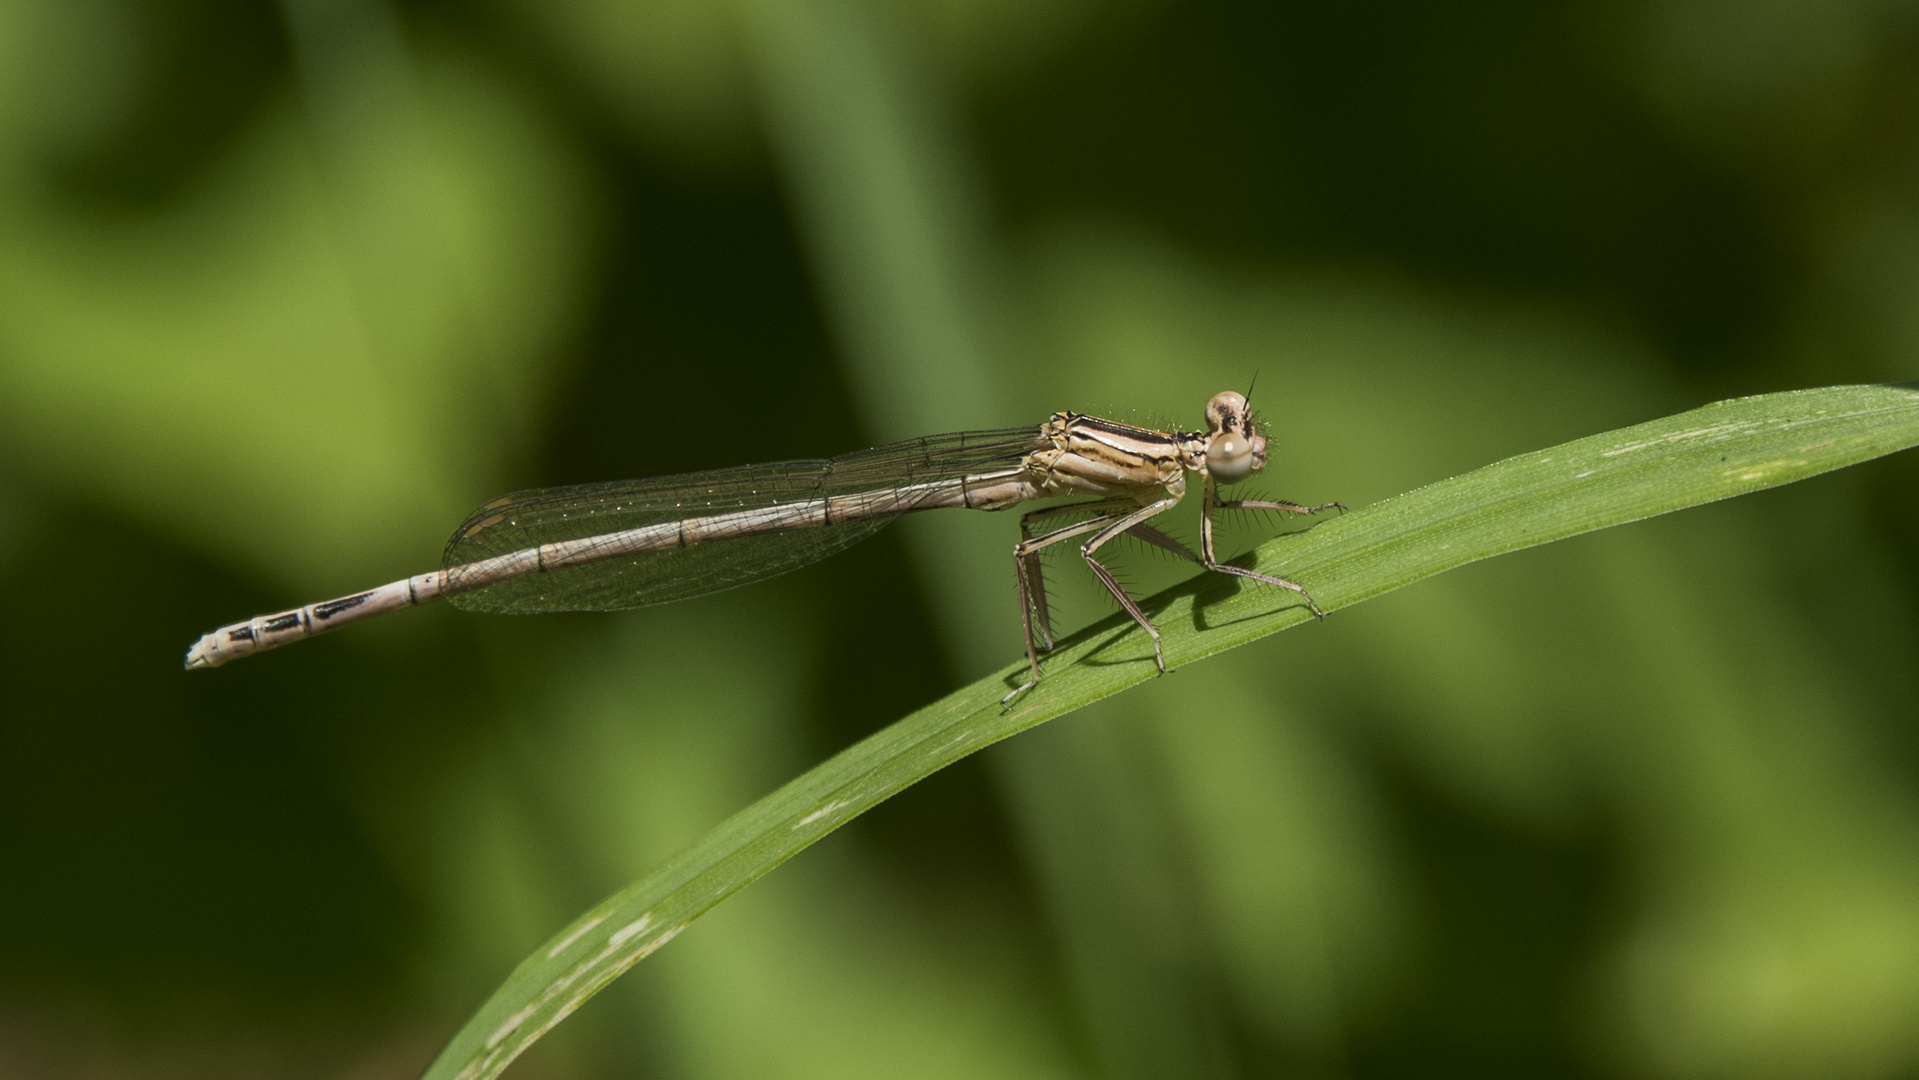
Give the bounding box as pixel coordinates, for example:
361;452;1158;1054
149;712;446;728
1000;675;1037;710
1204;559;1327;619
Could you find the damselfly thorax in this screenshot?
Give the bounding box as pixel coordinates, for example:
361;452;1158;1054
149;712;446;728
186;391;1340;706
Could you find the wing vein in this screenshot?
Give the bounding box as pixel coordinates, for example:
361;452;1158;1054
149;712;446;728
443;427;1046;613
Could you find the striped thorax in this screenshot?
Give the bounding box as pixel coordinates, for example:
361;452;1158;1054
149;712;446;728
1025;389;1267;501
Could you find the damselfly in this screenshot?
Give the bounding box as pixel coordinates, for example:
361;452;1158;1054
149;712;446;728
185;391;1339;704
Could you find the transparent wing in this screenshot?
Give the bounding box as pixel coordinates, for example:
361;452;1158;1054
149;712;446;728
445;426;1047;613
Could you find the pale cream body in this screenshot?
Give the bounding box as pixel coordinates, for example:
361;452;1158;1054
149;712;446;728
185;392;1330;691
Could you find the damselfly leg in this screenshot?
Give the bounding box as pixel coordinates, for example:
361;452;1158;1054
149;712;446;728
1199;478;1343;618
1016;498;1139;652
1008;500;1136;705
1078;498;1185;674
1002;496;1189;708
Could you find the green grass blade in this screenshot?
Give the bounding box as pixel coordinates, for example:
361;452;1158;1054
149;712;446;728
421;383;1919;1080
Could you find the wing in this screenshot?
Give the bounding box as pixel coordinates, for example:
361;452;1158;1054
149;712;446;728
443;426;1047;614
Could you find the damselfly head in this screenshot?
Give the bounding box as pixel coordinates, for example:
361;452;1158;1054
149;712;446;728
1206;390;1247;433
1204;390;1268;482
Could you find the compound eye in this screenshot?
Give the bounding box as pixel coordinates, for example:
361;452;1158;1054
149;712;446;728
1208;391;1248;432
1208;431;1254;482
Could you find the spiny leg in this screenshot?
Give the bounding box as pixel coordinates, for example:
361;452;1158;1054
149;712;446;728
1123;521;1198;561
1201;479;1330;618
1079;497;1184;677
1018;498;1137;652
1024;504;1199;641
1216;498;1346;516
1003;507;1134;708
1203;486;1344;554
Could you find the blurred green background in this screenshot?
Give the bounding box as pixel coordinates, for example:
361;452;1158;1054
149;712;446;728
4;0;1919;1077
